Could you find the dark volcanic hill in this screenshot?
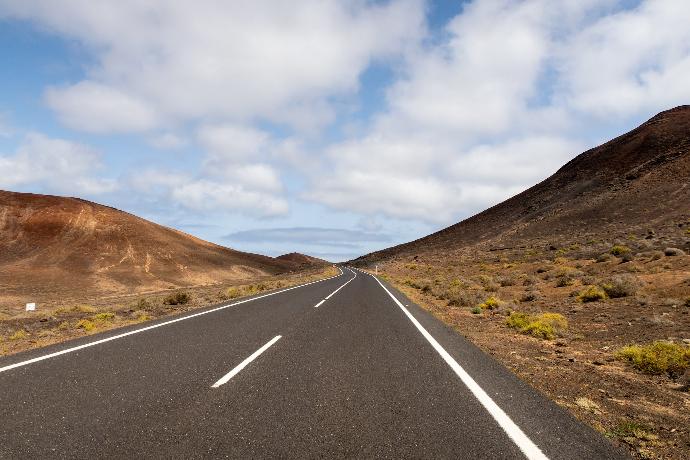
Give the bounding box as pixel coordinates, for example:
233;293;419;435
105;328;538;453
0;190;299;305
353;106;690;264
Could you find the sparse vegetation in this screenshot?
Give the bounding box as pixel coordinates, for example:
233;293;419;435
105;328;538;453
664;247;686;256
601;275;639;298
75;319;96;331
135;298;152;310
609;245;631;256
606;420;656;442
595;253;612;263
620;251;634;263
616;341;690;378
649;250;664;261
93;312;116;321
470;306;483;314
554;267;581;287
477;275;499;292
447;290;483;308
505;312;568;340
163;292;190;305
496;275;516;287
479;296;500;310
577;286;607;303
9;330;28;340
520;292;538;302
73;305;97;313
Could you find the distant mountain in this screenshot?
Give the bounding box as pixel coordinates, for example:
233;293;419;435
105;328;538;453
276;252;329;267
353;106;690;263
0;190;299;304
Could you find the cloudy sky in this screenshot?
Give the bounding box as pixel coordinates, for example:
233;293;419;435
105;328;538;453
1;0;689;261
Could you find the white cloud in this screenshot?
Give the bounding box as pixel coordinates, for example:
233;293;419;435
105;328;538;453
305;0;690;224
2;0;690;232
225;164;282;193
198;124;269;164
447;137;584;186
384;0;551;138
0;133;116;194
147;132;187;150
45;82;159;133
126;166;286;218
1;0;425;133
560;0;690;116
170;180;288;217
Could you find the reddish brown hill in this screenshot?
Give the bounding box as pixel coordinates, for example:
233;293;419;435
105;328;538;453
276;252;329;267
0;191;297;306
354;106;690;263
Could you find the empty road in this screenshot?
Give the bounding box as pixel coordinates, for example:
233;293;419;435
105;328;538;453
0;267;628;459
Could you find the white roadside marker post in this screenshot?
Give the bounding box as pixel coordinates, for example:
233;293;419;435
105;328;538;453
25;302;36;312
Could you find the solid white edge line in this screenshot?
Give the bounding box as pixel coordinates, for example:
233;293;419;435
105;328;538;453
211;335;282;388
314;299;326;308
369;271;548;460
0;267;345;374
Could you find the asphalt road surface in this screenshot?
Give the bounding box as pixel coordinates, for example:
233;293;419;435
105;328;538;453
0;267;629;459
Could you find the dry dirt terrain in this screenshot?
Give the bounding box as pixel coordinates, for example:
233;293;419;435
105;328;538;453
353;106;690;459
0;190;322;309
0;265;338;357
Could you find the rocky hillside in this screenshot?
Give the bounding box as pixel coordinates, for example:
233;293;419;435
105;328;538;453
354;105;690;264
0;191;298;305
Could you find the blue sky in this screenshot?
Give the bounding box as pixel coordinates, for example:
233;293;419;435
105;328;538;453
1;0;689;261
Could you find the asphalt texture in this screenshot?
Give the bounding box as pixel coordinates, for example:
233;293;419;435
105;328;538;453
0;267;630;459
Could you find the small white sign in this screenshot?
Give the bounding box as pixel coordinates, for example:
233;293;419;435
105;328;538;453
25;302;36;311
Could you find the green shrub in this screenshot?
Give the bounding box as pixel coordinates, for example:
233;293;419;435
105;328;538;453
470;306;483;314
610;245;631;256
577;286;607;302
164;292;190;305
601;275;639;298
616;341;690;378
505;312;568;340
